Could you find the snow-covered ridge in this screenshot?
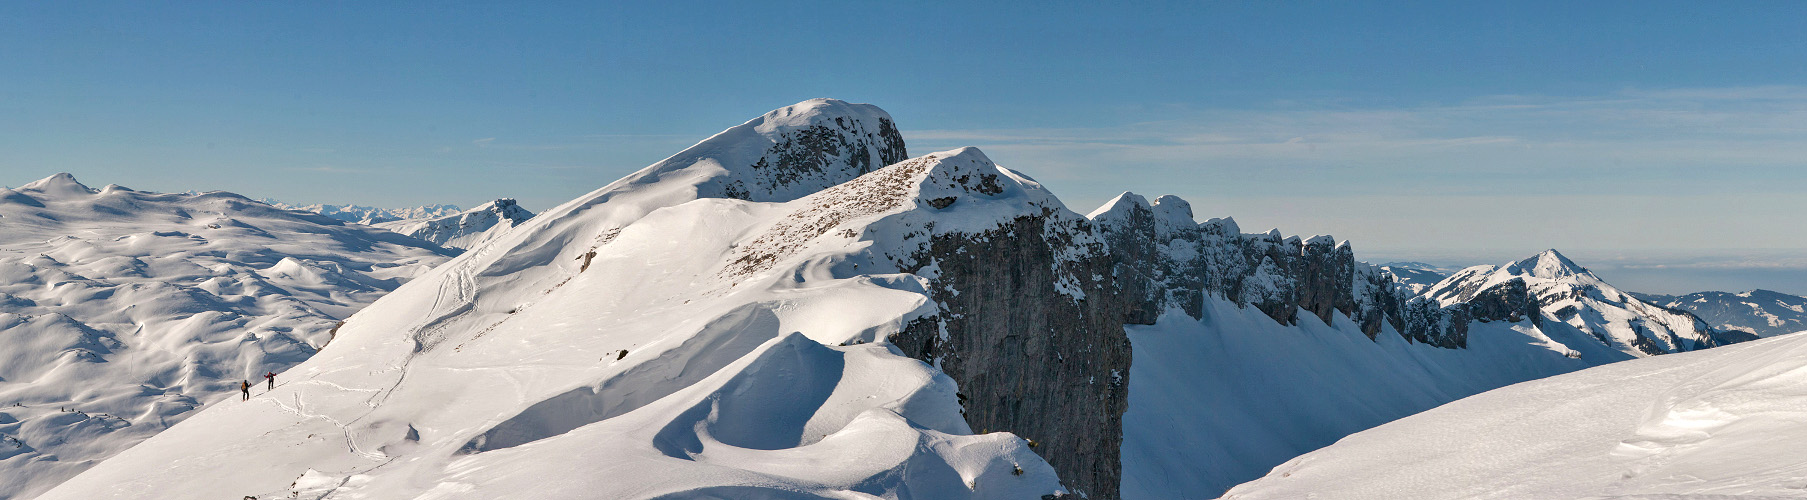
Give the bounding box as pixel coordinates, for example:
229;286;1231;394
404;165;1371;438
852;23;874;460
0;174;453;499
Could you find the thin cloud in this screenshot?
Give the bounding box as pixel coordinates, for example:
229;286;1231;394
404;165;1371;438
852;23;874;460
904;85;1807;178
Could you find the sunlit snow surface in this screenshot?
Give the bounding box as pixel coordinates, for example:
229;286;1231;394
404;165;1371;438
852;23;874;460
1223;330;1807;500
0;174;452;499
38;100;1064;499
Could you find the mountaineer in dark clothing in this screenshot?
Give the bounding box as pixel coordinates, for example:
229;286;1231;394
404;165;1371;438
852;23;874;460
264;371;277;390
240;380;251;401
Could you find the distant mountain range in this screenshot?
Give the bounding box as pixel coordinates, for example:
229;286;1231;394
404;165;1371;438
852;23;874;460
261;199;536;251
1385;261;1802;342
1632;289;1807;338
1377;261;1455;292
255;200;462;225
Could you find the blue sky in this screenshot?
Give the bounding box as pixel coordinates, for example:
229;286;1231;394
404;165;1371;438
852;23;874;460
2;2;1804;293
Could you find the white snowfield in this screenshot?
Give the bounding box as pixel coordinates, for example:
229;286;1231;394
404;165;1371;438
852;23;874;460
1223;329;1807;500
0;174;453;499
372;199;536;251
40;99;1065;499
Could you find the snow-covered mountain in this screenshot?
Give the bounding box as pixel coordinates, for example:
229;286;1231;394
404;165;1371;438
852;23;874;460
0;174;454;499
1424;250;1738;357
258;200;462;226
34;99;1762;500
372;199;535;250
39;98;1060;500
1634;289;1807;339
1221;328;1807;500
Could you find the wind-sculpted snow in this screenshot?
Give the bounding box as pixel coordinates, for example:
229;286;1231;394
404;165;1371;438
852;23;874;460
1222;331;1807;500
0;174;452;499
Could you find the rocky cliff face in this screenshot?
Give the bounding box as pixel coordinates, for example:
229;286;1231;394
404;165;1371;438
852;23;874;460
879;188;1503;498
892;208;1132;500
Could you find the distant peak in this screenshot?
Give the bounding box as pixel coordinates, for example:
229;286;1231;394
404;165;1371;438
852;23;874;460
20;172;98;196
1502;249;1588;279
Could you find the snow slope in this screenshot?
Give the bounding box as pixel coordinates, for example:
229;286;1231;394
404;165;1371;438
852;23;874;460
40;100;1064;499
1222;329;1807;500
0;174;452;499
372;198;535;250
1636;289;1807;339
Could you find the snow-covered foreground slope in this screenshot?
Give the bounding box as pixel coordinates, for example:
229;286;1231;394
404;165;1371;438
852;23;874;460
0;174;452;499
1637;289;1807;339
1222;329;1807;500
39;100;1069;499
372;199;535;250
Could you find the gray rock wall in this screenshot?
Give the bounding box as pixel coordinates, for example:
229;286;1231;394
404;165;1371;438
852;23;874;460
893;211;1132;500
